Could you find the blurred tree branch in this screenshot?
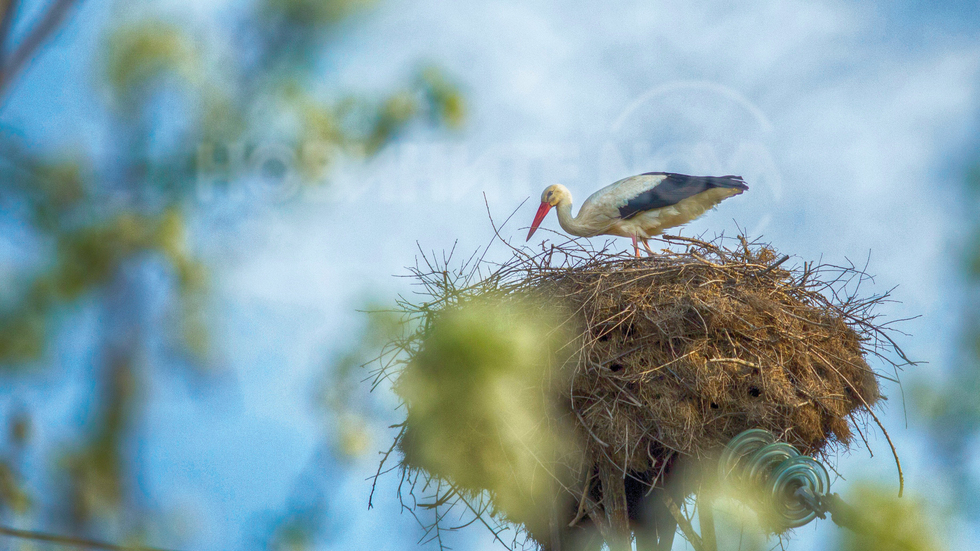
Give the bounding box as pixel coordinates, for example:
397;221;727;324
0;0;82;98
0;524;177;551
0;0;20;64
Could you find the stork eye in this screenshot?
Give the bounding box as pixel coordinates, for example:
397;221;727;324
547;191;553;198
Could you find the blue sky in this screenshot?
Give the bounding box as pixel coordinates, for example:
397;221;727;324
3;0;980;549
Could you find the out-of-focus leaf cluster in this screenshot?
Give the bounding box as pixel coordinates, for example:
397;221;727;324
105;22;200;110
0;0;465;546
1;4;464;363
0;413;32;516
419;67;466;130
265;0;377;27
967;163;980;278
0;209;203;364
319;284;579;547
395;297;577;532
60;360;139;525
709;477;942;551
913;160;980;504
836;484;942;551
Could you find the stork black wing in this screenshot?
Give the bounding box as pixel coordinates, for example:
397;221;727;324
618;173;748;220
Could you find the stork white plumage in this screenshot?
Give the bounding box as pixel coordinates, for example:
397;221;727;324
526;172;748;256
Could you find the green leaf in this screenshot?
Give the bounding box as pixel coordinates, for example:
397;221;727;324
104;22;199;108
263;0;376;27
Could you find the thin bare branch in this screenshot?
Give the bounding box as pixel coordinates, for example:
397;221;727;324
0;0;82;100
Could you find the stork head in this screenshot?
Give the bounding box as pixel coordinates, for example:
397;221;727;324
526;185;568;241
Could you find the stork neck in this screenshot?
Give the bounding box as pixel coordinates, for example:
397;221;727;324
555;200;592;237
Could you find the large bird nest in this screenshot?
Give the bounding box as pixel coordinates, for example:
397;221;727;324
369;234;909;550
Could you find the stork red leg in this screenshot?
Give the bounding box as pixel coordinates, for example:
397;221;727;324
642;239;655;256
632;235;640;258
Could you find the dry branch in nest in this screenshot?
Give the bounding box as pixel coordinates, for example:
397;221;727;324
369;234;910;551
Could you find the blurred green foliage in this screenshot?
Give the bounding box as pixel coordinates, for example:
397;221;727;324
0;209;203;364
0;0;464;546
0;412;35;529
912;160;980;508
269;522;312;551
705;474;943;551
419;67;466;130
318;274;587;547
836;484;942;551
60;360;138;525
266;0;377;27
105;22;200;110
324;279;585;548
396;297;576;532
967;164;980;278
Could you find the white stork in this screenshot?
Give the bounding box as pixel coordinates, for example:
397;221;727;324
526;172;748;256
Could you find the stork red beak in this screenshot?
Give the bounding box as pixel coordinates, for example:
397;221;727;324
527;202;552;241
